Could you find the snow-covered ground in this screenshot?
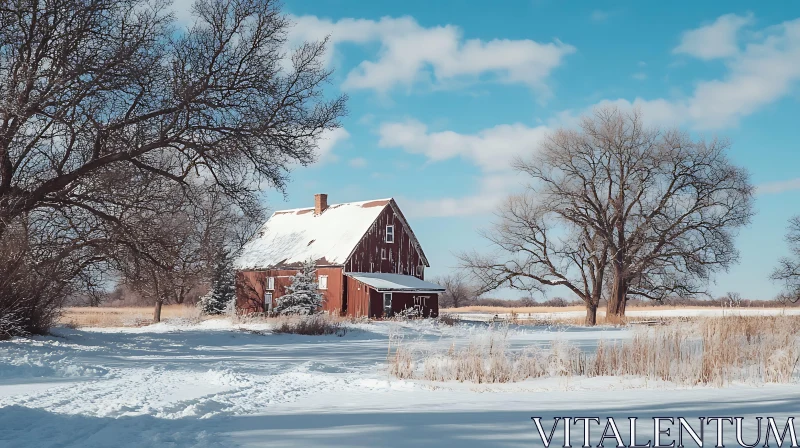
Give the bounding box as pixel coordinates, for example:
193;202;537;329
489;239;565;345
2;318;799;447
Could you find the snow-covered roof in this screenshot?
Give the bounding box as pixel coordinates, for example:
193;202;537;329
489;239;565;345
346;272;445;292
234;198;393;270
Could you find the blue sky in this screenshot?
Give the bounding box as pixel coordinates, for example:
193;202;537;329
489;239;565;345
251;0;800;300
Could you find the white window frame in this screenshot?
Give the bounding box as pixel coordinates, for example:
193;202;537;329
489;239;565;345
265;292;274;312
267;276;275;290
414;295;429;307
318;275;328;290
385;225;394;243
417;264;424;277
381;248;387;260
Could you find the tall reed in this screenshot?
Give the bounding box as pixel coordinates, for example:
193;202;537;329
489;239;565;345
388;316;800;385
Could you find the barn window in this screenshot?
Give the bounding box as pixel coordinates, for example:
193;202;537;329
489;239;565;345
318;275;328;290
265;292;273;312
417;264;424;276
267;277;275;290
385;225;394;243
414;296;429;307
381;248;387;260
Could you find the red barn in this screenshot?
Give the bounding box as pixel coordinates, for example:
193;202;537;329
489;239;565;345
234;194;443;318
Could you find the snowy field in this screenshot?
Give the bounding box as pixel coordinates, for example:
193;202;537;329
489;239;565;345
453;306;800;322
2;318;800;447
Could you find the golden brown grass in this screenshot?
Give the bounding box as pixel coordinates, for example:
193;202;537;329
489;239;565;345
388;315;800;385
441;305;726;314
271;314;348;336
59;305;208;328
508;313;623;326
59;305;372;329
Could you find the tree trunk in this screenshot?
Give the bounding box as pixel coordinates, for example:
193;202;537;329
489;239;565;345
584;302;598;326
153;300;163;323
606;270;627;323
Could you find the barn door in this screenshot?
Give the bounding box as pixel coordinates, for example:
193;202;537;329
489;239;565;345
383;293;392;317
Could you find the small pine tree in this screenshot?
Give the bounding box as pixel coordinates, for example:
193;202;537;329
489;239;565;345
200;248;236;315
274;259;324;315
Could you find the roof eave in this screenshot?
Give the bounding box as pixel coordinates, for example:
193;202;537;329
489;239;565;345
373;289;445;293
238;263;345;271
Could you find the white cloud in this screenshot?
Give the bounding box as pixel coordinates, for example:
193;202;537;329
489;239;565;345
378;121;550;217
290;15;575;95
400;175;522;218
632;72;647;81
388;15;800;217
378;120;550;173
673;13;753;60
348;157;368;168
551;97;684;131
315;128;350;163
560;17;800;130
756;178;800;195
686;18;800;128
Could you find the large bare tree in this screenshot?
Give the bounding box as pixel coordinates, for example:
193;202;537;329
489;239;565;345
460;194;609;325
772;216;800;301
464;107;753;324
0;0;345;334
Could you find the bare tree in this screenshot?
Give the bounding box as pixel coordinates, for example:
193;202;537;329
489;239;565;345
433;272;477;309
463;107;753;324
772;216;800;302
109;175;260;321
461;194;609;325
511;107;753;321
723;292;743;307
0;0;345;334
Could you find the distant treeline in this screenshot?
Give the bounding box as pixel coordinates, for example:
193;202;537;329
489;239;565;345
465;296;800;308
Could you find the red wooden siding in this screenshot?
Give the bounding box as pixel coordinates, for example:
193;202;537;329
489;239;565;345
235;198;438;318
236;267;344;314
367;289;439;318
346;203;426;278
344;276;371;317
369;289;383;318
389;292;438;318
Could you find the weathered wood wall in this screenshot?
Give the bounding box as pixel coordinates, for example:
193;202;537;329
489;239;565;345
344;276;371;317
236;267;344;314
367;289;439;318
346;201;426;278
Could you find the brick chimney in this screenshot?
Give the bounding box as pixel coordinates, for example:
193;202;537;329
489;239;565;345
314;193;328;215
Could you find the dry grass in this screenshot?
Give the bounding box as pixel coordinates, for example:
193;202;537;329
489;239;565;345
388;316;800;386
442;305;727;314
230;310;369;326
436;313;461;326
271;314;347;336
59;305;207;328
60;305;371;329
503;312;623;326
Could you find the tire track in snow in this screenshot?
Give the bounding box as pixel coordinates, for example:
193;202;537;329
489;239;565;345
0;363;368;419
